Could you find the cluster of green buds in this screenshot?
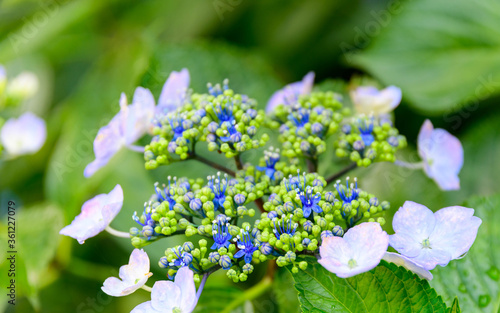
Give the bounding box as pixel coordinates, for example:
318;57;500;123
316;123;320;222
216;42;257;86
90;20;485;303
250;172;389;273
130;177;201;248
146;103;205;168
238;147;299;187
200;81;269;157
334;116;407;166
129;74;404;283
144;80;269;169
268;91;347;159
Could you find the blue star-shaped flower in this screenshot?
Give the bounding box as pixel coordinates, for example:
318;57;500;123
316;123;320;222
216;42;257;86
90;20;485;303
299;187;322;218
234;229;259;264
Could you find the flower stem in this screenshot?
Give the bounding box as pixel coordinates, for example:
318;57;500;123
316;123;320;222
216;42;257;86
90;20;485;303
196;272;209;300
221;276;273;313
105;225;130;238
325;162;357;185
394;160;424;169
127;145;145;153
306;157;317;173
234;155;243;170
254;198;266;213
192;154;236;177
141;285;152;292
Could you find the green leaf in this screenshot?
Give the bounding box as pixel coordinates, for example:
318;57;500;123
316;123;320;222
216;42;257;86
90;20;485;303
430;194;500;313
447;298;461;313
353;0;500;114
0;203;64;311
195;284;253;313
16;204;64;282
273;268;301;313
292;260;448;312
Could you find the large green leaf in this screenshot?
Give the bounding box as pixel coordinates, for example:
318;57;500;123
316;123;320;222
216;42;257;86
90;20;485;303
430;194;500;313
195;283;253;313
353;0;500;114
292;260;449;312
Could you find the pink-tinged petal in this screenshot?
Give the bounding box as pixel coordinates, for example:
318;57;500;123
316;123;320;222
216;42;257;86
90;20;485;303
101;277;128;297
175;267;197;312
105;249;151;297
300;71;315;94
100;184;124;224
429;170;460;191
0;112;46;157
417;119;434;160
382;252;433;280
423;128;463;191
157;68;190;114
391;201;435;242
84;118;123;177
379;86;402;111
265;72;315;114
389;232;422;258
151;281;181;312
431;206;481;260
417;120;464;190
59;184;123;244
345;222;389;272
351;86;401;115
130;301;156;313
124;87;156;144
318;236;352;276
407;247;452;270
318;222;388;278
128;249;151;277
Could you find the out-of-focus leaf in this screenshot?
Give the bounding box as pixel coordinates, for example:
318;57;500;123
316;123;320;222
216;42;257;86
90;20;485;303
431;194;500;313
195;283;252;313
0;203;63;311
353;0;500;114
273;268;300;313
143;41;282;107
292;260;449;312
17;204;63;284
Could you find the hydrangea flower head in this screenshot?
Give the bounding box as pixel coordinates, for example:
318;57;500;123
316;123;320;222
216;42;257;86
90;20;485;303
350;86;401;115
131;267;198;313
418;120;463;190
157;68;190;114
60;184;124;244
266;72;315;113
318;222;388;278
389;201;481;270
0;112;46;157
84;87;155;177
102;249;152;296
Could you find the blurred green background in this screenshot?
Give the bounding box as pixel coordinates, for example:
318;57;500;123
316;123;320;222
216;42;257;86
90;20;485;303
1;0;500;312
